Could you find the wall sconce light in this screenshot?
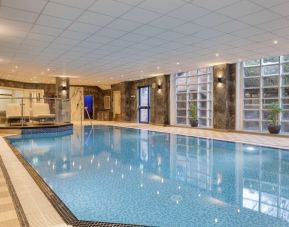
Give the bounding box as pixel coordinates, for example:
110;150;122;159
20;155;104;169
157;84;162;90
217;77;223;83
62;85;67;91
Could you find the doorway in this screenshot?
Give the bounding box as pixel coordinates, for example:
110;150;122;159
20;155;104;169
138;86;150;123
84;95;93;119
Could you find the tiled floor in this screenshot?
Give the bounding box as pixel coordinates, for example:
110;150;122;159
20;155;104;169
0;138;69;227
0;121;289;227
0;159;21;227
79;121;289;149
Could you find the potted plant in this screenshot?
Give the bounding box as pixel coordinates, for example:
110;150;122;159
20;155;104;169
268;102;282;134
189;103;198;127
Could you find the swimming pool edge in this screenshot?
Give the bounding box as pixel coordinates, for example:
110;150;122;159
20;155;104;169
3;137;150;227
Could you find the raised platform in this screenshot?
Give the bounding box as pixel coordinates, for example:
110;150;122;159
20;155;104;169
0;123;73;134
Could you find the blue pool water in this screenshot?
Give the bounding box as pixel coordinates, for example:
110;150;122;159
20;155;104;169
8;126;289;227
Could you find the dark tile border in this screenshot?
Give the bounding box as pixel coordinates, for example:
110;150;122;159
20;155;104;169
4;138;148;227
0;155;29;227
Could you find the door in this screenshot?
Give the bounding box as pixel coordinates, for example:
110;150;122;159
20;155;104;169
84;95;93;119
138;86;150;123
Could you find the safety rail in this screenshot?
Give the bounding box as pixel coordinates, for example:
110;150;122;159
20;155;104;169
0;97;71;126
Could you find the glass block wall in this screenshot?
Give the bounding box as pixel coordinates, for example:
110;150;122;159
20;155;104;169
175;68;213;127
242;55;289;133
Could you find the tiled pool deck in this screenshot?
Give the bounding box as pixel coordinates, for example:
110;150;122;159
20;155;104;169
1;121;289;227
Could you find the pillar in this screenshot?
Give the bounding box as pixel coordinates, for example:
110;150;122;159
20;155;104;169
213;64;236;130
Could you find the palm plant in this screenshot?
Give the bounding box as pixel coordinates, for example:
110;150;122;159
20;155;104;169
190;103;197;120
269;102;282;126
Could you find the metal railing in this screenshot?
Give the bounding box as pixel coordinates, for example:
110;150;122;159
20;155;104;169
0;97;71;126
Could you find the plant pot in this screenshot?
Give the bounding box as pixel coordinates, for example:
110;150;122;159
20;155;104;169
190;119;198;127
268;124;281;134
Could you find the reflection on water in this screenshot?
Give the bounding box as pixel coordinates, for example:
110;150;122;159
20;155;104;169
8;126;289;226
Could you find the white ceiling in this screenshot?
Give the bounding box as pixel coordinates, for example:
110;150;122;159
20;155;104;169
1;0;289;86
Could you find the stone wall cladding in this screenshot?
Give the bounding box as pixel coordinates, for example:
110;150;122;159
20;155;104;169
213;64;236;130
112;75;170;125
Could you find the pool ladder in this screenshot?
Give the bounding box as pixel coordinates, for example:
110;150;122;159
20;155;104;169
81;106;93;127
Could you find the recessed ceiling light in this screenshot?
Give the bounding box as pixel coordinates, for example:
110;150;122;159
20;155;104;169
121;75;124;78
215;53;220;57
140;70;143;73
15;65;18;69
157;66;160;70
41;72;44;75
11;69;15;73
273;40;278;44
47;68;50;72
238;58;242;62
176;62;180;65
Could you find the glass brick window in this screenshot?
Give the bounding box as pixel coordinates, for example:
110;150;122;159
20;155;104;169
175;68;213;127
242;55;289;134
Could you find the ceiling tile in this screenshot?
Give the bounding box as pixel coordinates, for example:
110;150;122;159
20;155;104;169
217;1;263;19
78;12;115;26
238;10;280;25
138;0;185;14
114;0;143;6
50;0;95;9
121;7;161;24
168;4;210;21
0;6;38;23
107;18;141;32
31;25;63;36
271;2;289;16
60;30;90;40
89;0;133;17
43;2;83;20
193;13;230;27
133;25;165;36
191;0;239;11
149;16;184;30
215;20;249;33
68;22;101;34
36;15;72;29
249;0;289;8
97;28;127;38
172;22;203;35
257;18;289;31
2;0;47;13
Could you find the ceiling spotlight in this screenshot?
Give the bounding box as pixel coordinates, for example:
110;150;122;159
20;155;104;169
47;68;50;72
273;40;278;44
41;72;44;75
121;75;124;78
140;70;143;73
238;58;242;62
215;53;220;57
11;69;15;73
15;65;18;69
157;66;160;70
176;62;180;65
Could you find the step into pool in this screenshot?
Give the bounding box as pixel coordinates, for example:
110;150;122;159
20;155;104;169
7;126;289;227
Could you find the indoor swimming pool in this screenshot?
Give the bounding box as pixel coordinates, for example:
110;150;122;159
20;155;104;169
7;126;289;227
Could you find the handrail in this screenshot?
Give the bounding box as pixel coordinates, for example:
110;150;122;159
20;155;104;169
0;97;70;101
84;106;93;126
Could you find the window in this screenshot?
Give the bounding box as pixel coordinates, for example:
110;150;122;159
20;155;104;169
175;68;213;127
242;55;289;134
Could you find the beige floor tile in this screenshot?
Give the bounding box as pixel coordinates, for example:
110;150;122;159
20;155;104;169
0;218;20;227
0;210;18;222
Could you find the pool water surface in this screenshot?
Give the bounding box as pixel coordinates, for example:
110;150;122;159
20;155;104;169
8;126;289;227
